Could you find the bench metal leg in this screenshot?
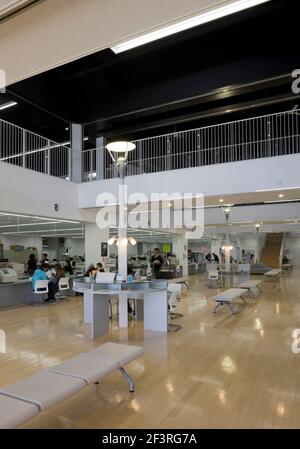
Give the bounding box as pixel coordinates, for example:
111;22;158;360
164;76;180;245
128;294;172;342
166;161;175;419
240;295;247;305
119;367;135;393
213;303;223;314
168;323;182;332
170;312;184;319
227;303;237;315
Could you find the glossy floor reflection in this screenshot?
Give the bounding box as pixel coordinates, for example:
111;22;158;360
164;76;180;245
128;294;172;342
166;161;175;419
0;271;300;429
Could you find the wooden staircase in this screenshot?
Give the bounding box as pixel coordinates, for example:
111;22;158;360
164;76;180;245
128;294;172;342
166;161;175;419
260;233;284;268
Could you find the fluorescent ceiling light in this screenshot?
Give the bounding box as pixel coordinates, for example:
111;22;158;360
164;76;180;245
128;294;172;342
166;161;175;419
0;222;60;229
0;213;80;224
256;187;300;192
110;0;271;54
1;228;83;235
0;101;17;111
265;199;300;204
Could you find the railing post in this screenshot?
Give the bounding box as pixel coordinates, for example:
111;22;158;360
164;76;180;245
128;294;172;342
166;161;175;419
166;136;171;171
22;129;26;168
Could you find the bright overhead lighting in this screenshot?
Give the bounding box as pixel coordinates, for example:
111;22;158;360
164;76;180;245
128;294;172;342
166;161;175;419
219;199;224;203
256;187;300;192
106;141;136;153
222;245;233;250
128;237;137;246
0;213;80;224
110;0;271;53
232;221;254;224
108;236;117;245
0;222;60;229
1;228;83;235
265;199;300;204
0;101;17;111
279;194;284;198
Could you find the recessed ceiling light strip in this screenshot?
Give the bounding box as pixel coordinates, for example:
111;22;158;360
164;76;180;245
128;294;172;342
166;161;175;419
111;0;271;53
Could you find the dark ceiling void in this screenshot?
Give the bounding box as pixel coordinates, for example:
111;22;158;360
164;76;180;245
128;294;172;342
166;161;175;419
1;0;299;145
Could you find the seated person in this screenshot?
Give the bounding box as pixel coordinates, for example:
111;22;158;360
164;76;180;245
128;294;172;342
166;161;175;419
84;264;96;278
47;263;65;302
31;263;48;290
92;262;105;278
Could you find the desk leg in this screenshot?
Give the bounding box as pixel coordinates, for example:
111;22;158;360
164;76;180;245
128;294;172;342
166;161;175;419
135;299;144;321
84;290;93;324
144;290;168;333
91;294;109;339
119;292;128;328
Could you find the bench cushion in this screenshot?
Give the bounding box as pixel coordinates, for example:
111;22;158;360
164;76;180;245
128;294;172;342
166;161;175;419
213;288;246;302
49;354;119;384
0;370;85;411
239;281;262;289
86;342;144;366
264;269;282;276
0;394;39;429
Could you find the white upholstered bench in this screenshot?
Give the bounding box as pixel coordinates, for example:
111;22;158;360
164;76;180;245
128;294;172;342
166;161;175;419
264;269;282;280
238;280;262;297
212;288;248;315
0;342;144;429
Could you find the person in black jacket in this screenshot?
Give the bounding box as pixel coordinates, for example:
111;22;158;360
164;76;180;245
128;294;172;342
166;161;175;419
150;248;163;279
27;254;37;276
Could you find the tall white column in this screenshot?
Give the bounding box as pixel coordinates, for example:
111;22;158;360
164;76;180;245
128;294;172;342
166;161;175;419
117;168;127;278
256;236;261;263
173;232;188;276
85;223;109;269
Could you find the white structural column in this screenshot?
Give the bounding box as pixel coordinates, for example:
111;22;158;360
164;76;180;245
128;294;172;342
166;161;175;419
85;223;109;268
95;136;105;181
173;232;188;276
256;236;261;263
71;124;83;183
118;169;128;278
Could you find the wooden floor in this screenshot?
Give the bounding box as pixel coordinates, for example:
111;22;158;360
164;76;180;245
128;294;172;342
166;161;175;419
0;270;300;429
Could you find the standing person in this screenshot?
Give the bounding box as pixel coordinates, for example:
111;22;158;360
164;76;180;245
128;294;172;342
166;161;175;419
40;253;49;264
27;254;37;276
212;253;220;263
205;252;212;263
150;248;163;279
64;257;74;275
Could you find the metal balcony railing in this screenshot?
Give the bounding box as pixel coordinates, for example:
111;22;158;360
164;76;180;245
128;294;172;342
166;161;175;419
1;109;300;183
0;118;71;180
82;109;300;182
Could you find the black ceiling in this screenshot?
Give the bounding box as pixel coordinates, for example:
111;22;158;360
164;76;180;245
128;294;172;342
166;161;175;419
1;0;300;145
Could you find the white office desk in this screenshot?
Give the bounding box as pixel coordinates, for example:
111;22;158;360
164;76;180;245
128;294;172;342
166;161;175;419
80;281;168;339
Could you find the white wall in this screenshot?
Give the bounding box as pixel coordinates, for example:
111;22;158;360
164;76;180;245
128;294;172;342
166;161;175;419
0;234;42;260
0;161;94;223
65;238;85;257
286;237;300;266
85;223;109;268
79;154;300;209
